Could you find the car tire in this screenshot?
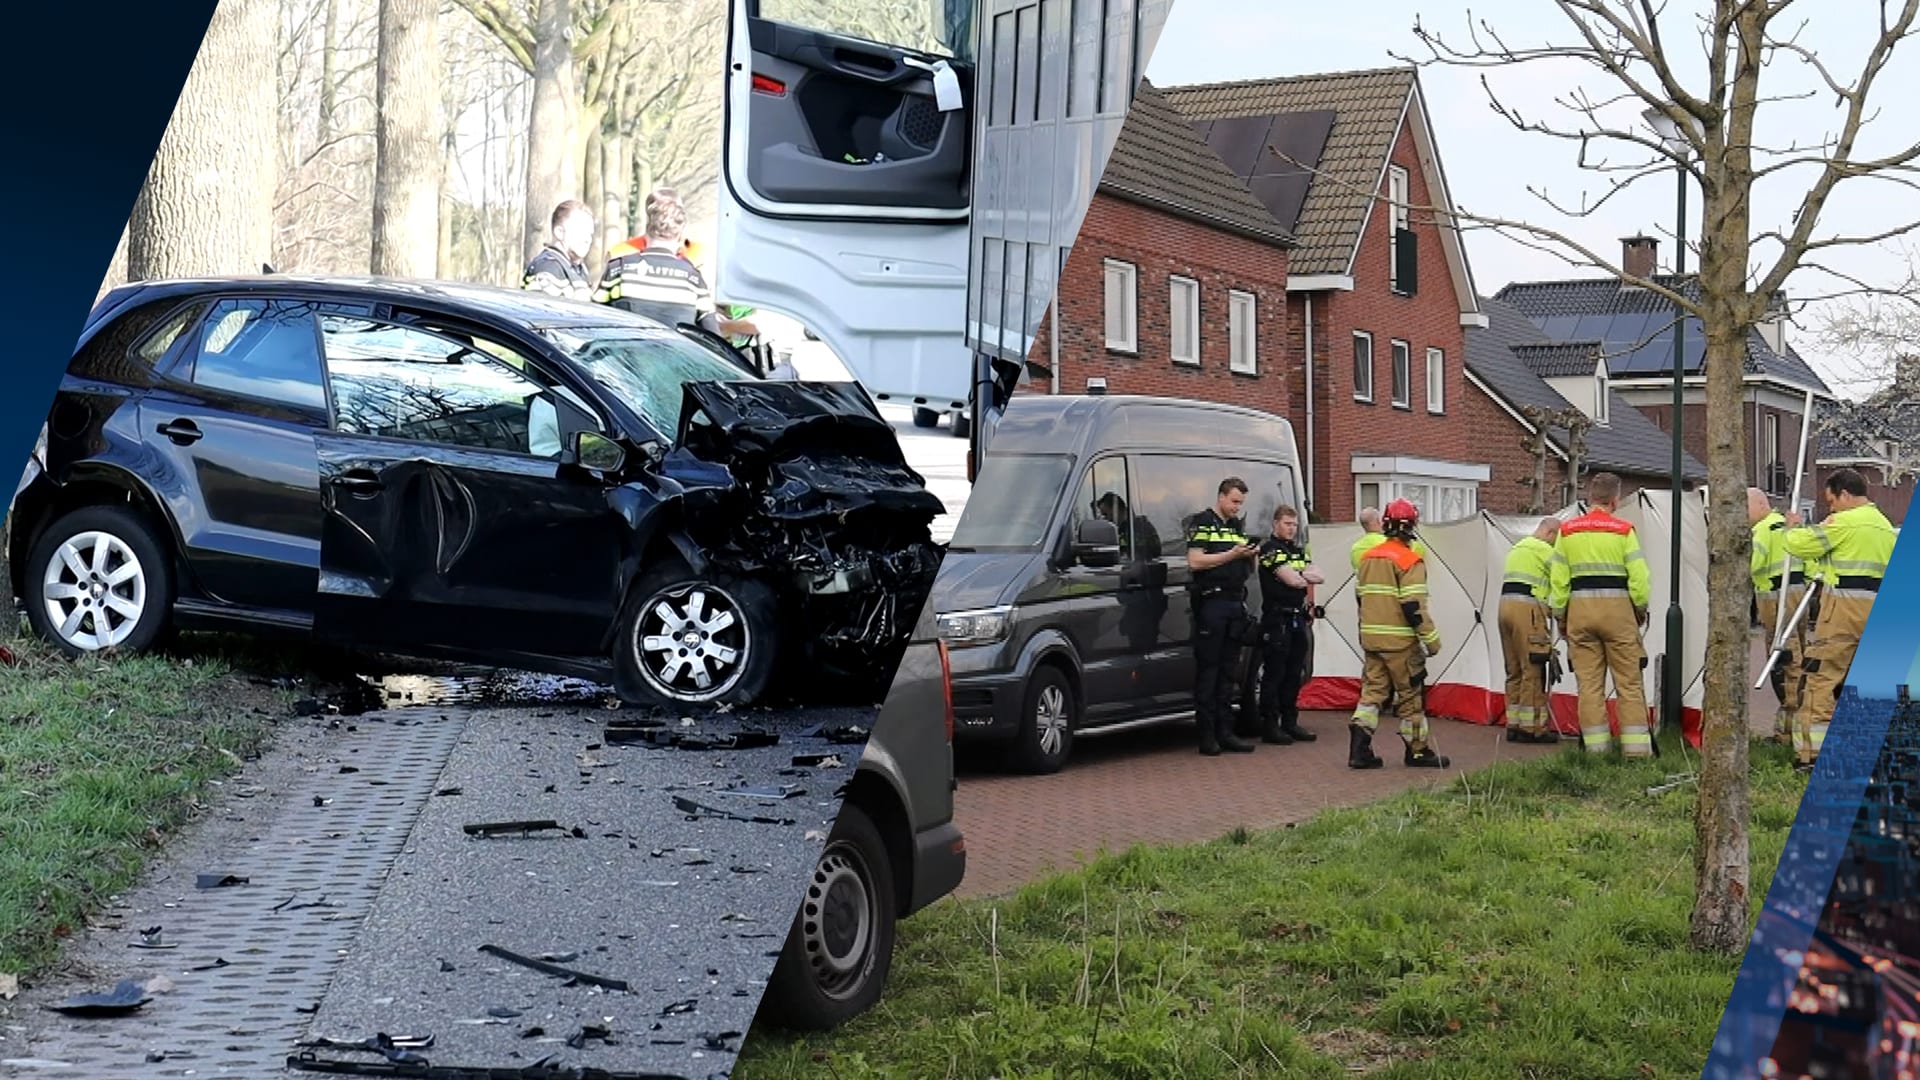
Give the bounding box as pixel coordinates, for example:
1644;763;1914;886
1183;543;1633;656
25;505;174;657
614;564;778;708
911;407;941;429
950;411;972;440
1009;665;1075;774
760;803;897;1031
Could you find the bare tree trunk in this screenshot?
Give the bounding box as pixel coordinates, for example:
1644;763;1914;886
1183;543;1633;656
522;0;579;262
319;0;339;143
371;0;442;277
1690;2;1764;955
583;119;605;268
601;117;628;254
129;0;277;280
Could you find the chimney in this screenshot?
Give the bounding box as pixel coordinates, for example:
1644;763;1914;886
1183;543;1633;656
1622;235;1659;281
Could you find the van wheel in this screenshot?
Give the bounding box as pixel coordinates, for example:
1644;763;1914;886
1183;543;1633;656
613;564;777;707
911;407;941;429
1009;666;1075;774
25;506;173;657
760;803;897;1031
950;411;972;440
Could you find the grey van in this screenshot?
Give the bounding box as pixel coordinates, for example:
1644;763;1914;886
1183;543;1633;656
930;394;1312;773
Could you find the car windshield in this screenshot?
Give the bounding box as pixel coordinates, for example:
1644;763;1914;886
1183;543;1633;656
543;325;750;436
948;453;1075;551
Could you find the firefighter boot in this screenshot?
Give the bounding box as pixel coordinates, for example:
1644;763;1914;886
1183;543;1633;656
1404;740;1451;769
1348;725;1384;770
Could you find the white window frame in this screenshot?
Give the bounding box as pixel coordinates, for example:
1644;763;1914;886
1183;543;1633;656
1355;476;1480;523
1103;259;1137;353
1425;347;1445;414
1390;339;1412;409
1169;275;1200;366
1353;331;1374;402
1228;290;1257;375
1388;164;1411;285
1595;366;1611;425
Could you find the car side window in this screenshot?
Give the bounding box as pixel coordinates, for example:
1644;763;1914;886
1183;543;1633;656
1236;462;1304;544
182;299;328;411
319;315;559;458
1132;454;1243;559
1070;456;1142;561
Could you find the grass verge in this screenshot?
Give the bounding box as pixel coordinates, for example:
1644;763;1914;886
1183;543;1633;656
0;632;286;980
737;735;1806;1080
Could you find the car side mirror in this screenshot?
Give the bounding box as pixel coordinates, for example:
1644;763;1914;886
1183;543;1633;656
1073;519;1122;568
563;431;625;474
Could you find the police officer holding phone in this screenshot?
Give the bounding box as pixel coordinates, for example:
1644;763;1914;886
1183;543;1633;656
1186;478;1259;756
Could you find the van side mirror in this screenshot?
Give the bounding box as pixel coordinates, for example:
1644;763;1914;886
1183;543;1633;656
1074;519;1122;568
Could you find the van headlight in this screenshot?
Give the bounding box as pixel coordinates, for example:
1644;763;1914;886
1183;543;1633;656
936;605;1013;647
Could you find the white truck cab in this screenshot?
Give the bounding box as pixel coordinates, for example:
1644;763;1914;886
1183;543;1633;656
716;0;1169;468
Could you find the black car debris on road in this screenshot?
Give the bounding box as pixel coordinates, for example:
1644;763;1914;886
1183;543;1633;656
9;275;945;707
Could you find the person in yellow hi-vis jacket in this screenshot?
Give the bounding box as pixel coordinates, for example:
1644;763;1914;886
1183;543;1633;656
1349;499;1448;771
1548;472;1653;757
1500;517;1561;744
1349;507;1428;571
1749;487;1815;746
1781;468;1896;768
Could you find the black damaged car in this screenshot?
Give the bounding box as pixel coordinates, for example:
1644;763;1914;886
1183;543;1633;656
9;276;945;706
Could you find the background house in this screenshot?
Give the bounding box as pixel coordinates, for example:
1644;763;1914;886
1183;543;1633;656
1495;235;1835;512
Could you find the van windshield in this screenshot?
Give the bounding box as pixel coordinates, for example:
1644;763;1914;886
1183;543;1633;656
948;453;1074;551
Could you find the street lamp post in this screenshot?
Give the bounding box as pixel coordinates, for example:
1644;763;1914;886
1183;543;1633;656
1644;105;1692;741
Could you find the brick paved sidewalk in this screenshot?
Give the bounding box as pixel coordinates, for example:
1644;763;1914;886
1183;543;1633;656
952;633;1785;898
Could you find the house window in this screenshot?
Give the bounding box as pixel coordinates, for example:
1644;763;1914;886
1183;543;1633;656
1104;259;1137;352
1389;164;1412;294
1353;332;1374;402
1390;340;1411;408
1229;290;1257;374
1766;412;1782;492
1425;348;1444;414
1169;276;1199;365
1358;482;1382;510
1595;367;1611;425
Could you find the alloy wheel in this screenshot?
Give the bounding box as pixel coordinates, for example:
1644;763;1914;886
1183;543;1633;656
633;582;751;701
41;530;147;651
1035;683;1069;757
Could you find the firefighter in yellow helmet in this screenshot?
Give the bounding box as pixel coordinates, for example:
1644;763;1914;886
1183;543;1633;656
1500;516;1562;743
1749;486;1814;747
1548;471;1652;756
1349;498;1448;770
1781;467;1896;767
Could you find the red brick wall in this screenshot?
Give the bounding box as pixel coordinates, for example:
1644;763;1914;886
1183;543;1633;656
1033;191;1294;415
1305;115;1484;522
1633;399;1816;496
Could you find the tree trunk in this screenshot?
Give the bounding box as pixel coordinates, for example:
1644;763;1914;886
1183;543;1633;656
372;0;443;277
128;0;277;280
522;0;579;262
583;119;605;268
320;0;339;143
1689;1;1765;955
602;118;628;253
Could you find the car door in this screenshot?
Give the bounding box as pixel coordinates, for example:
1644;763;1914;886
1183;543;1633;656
1059;453;1163;726
309;311;630;661
715;0;975;411
137;296;330;617
1128;452;1237;714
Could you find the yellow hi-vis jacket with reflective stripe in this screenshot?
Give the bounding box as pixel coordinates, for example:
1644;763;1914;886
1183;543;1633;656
1502;536;1555;602
1750;510;1814;596
1356;540;1440;654
1547;509;1650;618
1782;502;1896;601
1350;531;1428;572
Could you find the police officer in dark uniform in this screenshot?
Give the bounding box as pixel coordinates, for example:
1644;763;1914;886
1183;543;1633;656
1254;503;1323;745
1185;477;1260;756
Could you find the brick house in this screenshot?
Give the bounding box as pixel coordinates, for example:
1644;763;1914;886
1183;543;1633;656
1028;82;1299;419
1164;68;1515;523
1815;399;1916;525
1495;237;1836;511
1466;296;1706;507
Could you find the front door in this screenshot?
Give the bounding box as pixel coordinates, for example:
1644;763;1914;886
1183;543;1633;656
310;312;628;661
139;297;330;615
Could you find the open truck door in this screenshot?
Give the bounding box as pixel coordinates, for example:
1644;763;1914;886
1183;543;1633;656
716;0;975;418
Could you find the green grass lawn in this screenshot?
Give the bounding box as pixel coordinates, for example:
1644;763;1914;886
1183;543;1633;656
0;631;287;979
738;736;1807;1080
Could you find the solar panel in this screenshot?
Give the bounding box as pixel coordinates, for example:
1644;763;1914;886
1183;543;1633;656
1199;114;1273;178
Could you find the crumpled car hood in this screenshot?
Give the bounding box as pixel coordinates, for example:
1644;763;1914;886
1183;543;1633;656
671;381;947;522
